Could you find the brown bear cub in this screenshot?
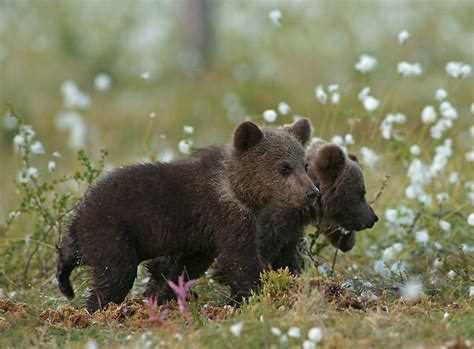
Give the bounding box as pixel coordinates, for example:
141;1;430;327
143;139;378;301
56;119;318;311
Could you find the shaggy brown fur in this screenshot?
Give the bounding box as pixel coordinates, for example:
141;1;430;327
56;119;317;311
143;139;378;300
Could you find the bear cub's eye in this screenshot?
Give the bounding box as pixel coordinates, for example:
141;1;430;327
305;163;309;172
280;164;292;176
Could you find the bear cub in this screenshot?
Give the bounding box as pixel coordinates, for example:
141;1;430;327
56;119;318;311
143;139;378;300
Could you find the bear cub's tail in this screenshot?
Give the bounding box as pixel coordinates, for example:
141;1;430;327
56;224;82;299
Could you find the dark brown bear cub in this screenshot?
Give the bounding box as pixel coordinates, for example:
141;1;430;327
253;139;379;274
56;119;317;311
143;139;378;300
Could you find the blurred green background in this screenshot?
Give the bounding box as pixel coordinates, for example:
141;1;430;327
0;0;473;221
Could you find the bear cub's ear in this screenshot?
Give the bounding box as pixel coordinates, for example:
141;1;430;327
234;121;264;152
315;144;346;179
348;153;359;163
286;118;312;145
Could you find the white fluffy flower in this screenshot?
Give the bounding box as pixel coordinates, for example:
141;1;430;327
52;151;61;158
94;73;112;91
468;213;474;226
400;278;424;302
363;96;380;112
469;286;474;297
55;111;87;150
60;80;91;109
302;340;316;349
268;9;282;26
448;172;459;184
445;61;472;79
439;101;458;119
397;61;422;77
421;106;437;124
435;88;447;101
140;72;150;80
307;327;324;343
436;192;449;203
30;140;45;154
3;113;18;130
315;85;327;104
48;161;56;172
288;327;301;338
355;54;377;73
328;84;339;93
278;102;291;115
271;327;282;336
183;125;194;135
344;134;354;145
331;92;340;104
415;230;429;244
263;109;278;123
439;220;451;232
360;147;380;168
178;140;192;154
398;30;410;44
331;135;344;146
149;112;156;118
447;270;456;279
230;321;244;337
410;145;421;155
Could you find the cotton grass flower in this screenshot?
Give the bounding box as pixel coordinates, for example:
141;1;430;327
30;140;45;154
315;85;327;104
48;161;56;172
268;9;282;26
55;111;87;150
398;30;410;44
468;213;474;226
469;286;474;297
415;230;429;244
447;270;456;279
400;278;424;302
60;80;91;109
397;61;422;77
271;327;282;336
410;145;421;155
263;109;278;123
183;125;194;135
358;87;379;112
302;340;316;349
445;61;472;79
230;321;243;337
287;327;301;338
360;147;380;169
308;327;324;343
435;88;447;101
94;73;112;91
140;72;150;80
278;102;291;115
421;106;437;124
355;54;377;73
178;140;192;154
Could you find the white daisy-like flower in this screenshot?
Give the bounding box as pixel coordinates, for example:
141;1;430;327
315;85;327;104
263;109;278;123
421;106;437;124
397;61;422;77
355;54;377;73
230;321;244;337
268;9;282;26
400;278;424;302
278;102;291;115
445;61;472;79
398;30;410;44
94;73;112;91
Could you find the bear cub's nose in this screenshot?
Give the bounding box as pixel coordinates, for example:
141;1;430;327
306;186;319;199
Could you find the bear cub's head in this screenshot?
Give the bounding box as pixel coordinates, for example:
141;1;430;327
230;119;318;210
307;140;378;233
